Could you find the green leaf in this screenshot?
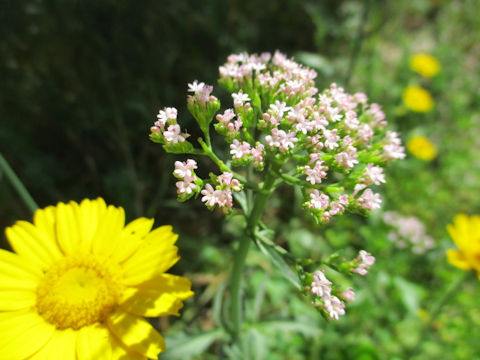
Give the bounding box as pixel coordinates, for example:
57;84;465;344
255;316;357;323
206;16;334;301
393;276;425;314
233;191;249;214
161;329;226;360
163;140;195;154
255;231;301;289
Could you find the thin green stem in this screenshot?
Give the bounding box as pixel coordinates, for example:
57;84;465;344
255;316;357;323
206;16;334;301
229;162;280;339
344;0;372;87
198;138;230;173
197;138;254;187
0;153;39;214
429;271;469;321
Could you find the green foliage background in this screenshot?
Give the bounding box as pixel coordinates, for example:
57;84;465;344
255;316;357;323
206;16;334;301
1;0;480;359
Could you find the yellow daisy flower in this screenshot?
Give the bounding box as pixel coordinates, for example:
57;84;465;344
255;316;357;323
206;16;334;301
0;198;193;359
402;85;434;113
406;135;437;161
446;214;480;276
409;53;441;78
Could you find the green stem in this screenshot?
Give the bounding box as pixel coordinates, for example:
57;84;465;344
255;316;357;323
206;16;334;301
229;162;280;339
429;271;468;321
197;137;253;187
344;0;371;87
198;138;230;173
0;153;39;214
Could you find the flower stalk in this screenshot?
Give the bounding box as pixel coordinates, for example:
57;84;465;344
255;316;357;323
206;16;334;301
229;162;280;338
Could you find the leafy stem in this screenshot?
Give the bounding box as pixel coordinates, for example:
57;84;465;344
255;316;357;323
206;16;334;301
229;161;281;339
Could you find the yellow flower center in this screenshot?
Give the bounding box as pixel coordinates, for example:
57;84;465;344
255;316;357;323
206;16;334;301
36;255;123;330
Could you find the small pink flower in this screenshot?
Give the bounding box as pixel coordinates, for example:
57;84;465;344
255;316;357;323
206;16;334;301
174;159;197;179
352;250;375;276
323;295;345;320
269;100;292;122
329;200;345;216
363;163;386;185
265;128;298;152
232;90;250;108
187;80;205;94
176;180;197;194
323;129;340;150
309;190;329;210
201;184;221;207
230;140;252;159
250;144;264;166
358;189;382;210
304;160;328;185
383;144;406;160
354;92;368;104
341;288;356;302
357;123;374;143
217;172;242;192
310;270;332;297
164;124;187;144
335;146;359;169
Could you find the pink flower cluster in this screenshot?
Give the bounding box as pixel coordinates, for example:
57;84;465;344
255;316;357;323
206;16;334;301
201;172;243;213
309;270;356;320
351;250;376;276
219;52;317;99
151;107;190;145
230;140;264;168
383;212;434;254
187;80;217;105
151;51;404;217
173;159;201;201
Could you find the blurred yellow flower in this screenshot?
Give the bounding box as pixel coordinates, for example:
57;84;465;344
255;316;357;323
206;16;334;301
402;85;434;112
446;214;480;276
406;135;437;160
410;53;441;78
0;198;193;359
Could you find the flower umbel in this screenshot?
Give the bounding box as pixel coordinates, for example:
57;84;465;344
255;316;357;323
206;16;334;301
1;198;193;359
446;214;480;276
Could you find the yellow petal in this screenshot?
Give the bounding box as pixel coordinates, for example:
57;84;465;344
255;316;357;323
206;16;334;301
111;218;154;263
6;221;62;270
0;310;56;359
76;324;112;360
0;289;36;311
0;248;42;289
29;328;77;360
73;198;107;253
106;310;166;359
120;289;183;317
121;226;179;286
446;249;472;270
109;333;145;360
135;273;194;300
91;205;126;257
120;274;193;317
33;206;57;241
56;201;81;255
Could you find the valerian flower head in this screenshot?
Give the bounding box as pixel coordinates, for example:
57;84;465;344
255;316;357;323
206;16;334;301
150;51;403;219
383;211;434;254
